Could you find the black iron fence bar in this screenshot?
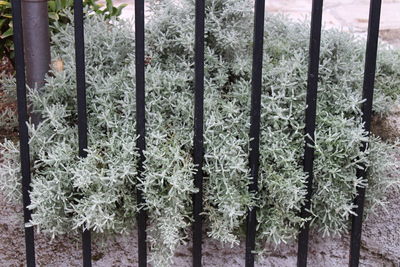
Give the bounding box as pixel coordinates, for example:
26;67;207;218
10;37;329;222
245;1;265;266
349;0;382;266
192;0;205;266
11;0;36;266
297;0;323;266
135;0;147;266
73;0;92;266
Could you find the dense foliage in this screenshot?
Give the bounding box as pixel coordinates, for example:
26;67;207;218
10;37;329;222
1;0;400;265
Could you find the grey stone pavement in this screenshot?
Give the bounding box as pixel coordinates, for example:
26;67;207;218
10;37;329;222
267;0;400;47
115;0;400;47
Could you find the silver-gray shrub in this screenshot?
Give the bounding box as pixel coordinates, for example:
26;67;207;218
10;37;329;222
1;0;400;265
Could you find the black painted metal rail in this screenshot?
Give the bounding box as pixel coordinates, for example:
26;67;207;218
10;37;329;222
135;0;147;266
11;0;36;265
245;1;265;266
297;1;323;266
73;0;92;265
192;0;205;266
349;0;382;266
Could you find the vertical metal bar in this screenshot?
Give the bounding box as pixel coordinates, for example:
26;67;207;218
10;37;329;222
245;1;265;266
11;0;36;266
73;0;92;266
135;1;147;266
297;1;323;266
349;1;382;266
192;0;205;266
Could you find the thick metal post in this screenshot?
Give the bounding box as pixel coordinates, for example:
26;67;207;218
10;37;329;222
21;0;50;125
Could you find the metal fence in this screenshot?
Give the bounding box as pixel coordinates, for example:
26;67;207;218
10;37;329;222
10;0;382;266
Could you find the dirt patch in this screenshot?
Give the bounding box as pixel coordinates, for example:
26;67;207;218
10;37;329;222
372;106;400;141
380;29;400;48
0;57;14;76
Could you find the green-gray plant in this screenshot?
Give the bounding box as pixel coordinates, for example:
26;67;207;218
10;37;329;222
1;0;400;265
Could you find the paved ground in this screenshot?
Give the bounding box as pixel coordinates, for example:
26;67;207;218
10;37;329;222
116;0;400;47
267;0;400;47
